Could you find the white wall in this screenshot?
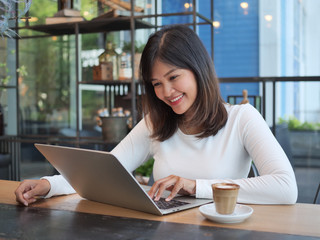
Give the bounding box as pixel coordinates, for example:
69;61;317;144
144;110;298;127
302;0;320;122
259;0;281;125
259;0;320;124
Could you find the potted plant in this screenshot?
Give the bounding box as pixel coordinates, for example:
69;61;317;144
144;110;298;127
134;158;154;185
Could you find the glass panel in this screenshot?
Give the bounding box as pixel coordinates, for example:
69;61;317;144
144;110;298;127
18;0;56;27
0;37;17;136
0;89;14;135
18;34;77;180
198;0;212;21
198;24;213;58
211;0;259;78
161;0;193;14
81;87;105;131
275;80;320;203
205;0;320;78
0;39;16;87
159;15;193;25
18;0;99;28
81;0;99;20
19;36;76;136
259;0;320;77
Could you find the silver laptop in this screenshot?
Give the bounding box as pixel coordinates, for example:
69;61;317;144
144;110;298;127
35;143;212;215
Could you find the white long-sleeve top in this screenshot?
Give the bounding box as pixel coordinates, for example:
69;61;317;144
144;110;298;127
43;103;297;204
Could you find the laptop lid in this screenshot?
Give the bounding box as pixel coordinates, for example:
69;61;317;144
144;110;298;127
34;144;211;215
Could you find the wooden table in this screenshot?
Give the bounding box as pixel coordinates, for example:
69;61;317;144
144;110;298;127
1;180;319;239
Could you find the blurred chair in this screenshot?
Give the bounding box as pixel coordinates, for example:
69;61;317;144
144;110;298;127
0;139;11;180
248;163;259;177
0;154;11;180
227;89;262;113
148;172;154;186
314;182;320;204
275;123;294;167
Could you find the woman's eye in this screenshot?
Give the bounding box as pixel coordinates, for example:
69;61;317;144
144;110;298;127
169;75;178;81
152;82;161;87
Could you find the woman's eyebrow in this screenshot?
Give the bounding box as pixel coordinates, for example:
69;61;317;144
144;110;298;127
151;68;179;82
163;68;178;77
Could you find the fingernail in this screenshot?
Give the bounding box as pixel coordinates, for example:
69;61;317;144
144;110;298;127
24;201;28;206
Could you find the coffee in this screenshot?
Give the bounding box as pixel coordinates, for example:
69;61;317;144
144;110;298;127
212;183;240;215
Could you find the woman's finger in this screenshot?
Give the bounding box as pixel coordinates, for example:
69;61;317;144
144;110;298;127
165;178;184;201
148;175;174;199
154;176;178;201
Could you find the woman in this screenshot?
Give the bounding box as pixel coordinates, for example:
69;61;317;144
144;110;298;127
15;24;297;206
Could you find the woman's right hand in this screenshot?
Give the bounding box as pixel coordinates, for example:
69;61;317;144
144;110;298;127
14;179;51;206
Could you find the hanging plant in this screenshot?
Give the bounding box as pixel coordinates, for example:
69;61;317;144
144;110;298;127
0;0;32;38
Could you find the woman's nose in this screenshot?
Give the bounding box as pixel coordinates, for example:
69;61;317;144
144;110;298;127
163;82;174;97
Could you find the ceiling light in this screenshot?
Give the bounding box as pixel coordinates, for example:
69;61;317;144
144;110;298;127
264;14;273;21
240;2;249;9
212;21;220;28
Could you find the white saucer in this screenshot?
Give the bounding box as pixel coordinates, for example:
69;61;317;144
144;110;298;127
199;203;253;224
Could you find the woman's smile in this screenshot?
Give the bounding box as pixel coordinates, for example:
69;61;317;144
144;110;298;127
169;94;184;105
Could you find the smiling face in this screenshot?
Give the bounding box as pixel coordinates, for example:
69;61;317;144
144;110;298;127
151;59;198;116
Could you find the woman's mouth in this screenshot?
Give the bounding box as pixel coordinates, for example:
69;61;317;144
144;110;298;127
169;94;184;105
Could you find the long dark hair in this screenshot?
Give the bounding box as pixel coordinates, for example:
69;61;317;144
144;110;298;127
140;24;227;141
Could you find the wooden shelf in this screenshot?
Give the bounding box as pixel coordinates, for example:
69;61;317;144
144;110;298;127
79;80;143;86
79;80;131;85
25;17;153;36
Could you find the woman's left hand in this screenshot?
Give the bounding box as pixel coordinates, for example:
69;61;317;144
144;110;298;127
148;175;196;201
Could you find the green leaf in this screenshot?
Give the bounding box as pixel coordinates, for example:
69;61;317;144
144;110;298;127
278;116;319;131
135;158;154;177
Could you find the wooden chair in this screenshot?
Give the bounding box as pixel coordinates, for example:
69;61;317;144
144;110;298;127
227;89;262;113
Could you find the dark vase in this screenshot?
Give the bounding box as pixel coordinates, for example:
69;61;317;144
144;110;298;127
58;0;73;10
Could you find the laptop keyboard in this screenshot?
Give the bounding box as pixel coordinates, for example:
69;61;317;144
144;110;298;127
153;198;189;210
